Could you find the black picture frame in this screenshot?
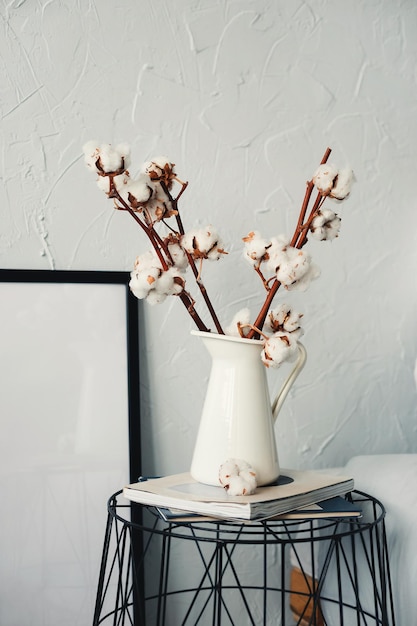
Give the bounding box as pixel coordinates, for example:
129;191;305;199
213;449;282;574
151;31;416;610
0;268;142;625
0;268;141;482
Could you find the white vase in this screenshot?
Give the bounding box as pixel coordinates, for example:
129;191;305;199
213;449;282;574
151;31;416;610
190;330;306;486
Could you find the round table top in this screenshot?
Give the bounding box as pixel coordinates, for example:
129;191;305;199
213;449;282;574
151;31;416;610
106;489;385;546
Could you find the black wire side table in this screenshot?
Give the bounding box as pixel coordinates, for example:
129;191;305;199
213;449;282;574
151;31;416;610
92;490;396;626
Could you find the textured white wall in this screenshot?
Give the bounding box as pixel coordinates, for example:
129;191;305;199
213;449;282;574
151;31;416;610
3;0;417;466
2;0;417;474
2;3;417;619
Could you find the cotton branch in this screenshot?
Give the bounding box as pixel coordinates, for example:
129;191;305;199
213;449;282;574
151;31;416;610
84;141;353;367
247;148;332;340
160;181;225;334
109;177;211;333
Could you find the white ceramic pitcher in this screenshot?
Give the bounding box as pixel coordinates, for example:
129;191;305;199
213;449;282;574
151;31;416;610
190;330;307;486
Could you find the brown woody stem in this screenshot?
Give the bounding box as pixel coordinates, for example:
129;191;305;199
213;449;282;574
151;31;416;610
247;147;332;339
161;181;225;334
111;180;210;332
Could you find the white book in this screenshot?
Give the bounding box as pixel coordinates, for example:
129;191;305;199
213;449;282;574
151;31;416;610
123;469;354;521
155;496;362;523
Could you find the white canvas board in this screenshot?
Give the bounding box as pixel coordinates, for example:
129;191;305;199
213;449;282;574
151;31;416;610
0;279;132;626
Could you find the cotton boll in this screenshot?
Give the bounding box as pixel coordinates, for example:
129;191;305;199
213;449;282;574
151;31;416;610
207;239;226;261
219;459;240;485
121;175;153;205
133;250;161;271
282;307;303;332
129;265;160;299
83;141;130;174
142;157;176;187
265;304;303;334
224;474;257;496
181;229;200;253
270;245;320;291
96;175;111;194
265;304;289;332
261;332;298;368
219;459;257;494
182;225;226;261
97;143;127;173
191;229;211;251
310;208;341;241
146;290;168;305
330;168;354;200
265;235;290;271
285;261;321;292
242;231;271;265
166;240;189;270
239;469;257;492
275;248;311;286
83;140;101;171
234;459;252;471
224;475;247;495
129;272;152;299
312;163;338;195
142;156;172;173
115;143;131;169
130;252;162;300
153;270;175;295
225;308;251;337
113;173;130;193
155;267;185;296
96;171;130;196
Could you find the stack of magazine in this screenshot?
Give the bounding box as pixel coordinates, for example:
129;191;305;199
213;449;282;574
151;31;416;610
123;468;360;522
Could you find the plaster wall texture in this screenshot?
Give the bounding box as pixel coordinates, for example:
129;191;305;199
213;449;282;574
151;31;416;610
4;0;415;473
1;0;417;622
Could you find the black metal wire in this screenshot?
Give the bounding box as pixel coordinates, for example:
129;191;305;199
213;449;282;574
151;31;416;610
93;490;396;626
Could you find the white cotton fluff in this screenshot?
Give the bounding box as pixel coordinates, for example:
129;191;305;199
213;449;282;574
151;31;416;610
312;163;339;195
144;196;171;223
96;172;130;195
166;240;189;270
259;236;320;292
267;241;320;292
129;247;185;303
285;261;321;292
154;267;184;296
311;208;341;241
181;225;225;261
261;332;298;368
96;175;111;194
265;235;290;269
145;290;168;305
129;265;160;300
225;308;251;337
219;459;240;484
141;156;173;177
224;475;252;496
83;141;130;173
129;252;161;297
265;304;303;334
242;231;271;266
274;247;312;286
330;168;354;200
83;140;101;170
119;174;154;204
239;469;258;493
219;458;257;495
133;250;159;271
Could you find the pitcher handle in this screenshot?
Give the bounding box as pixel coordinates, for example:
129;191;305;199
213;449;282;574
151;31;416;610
272;343;307;423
